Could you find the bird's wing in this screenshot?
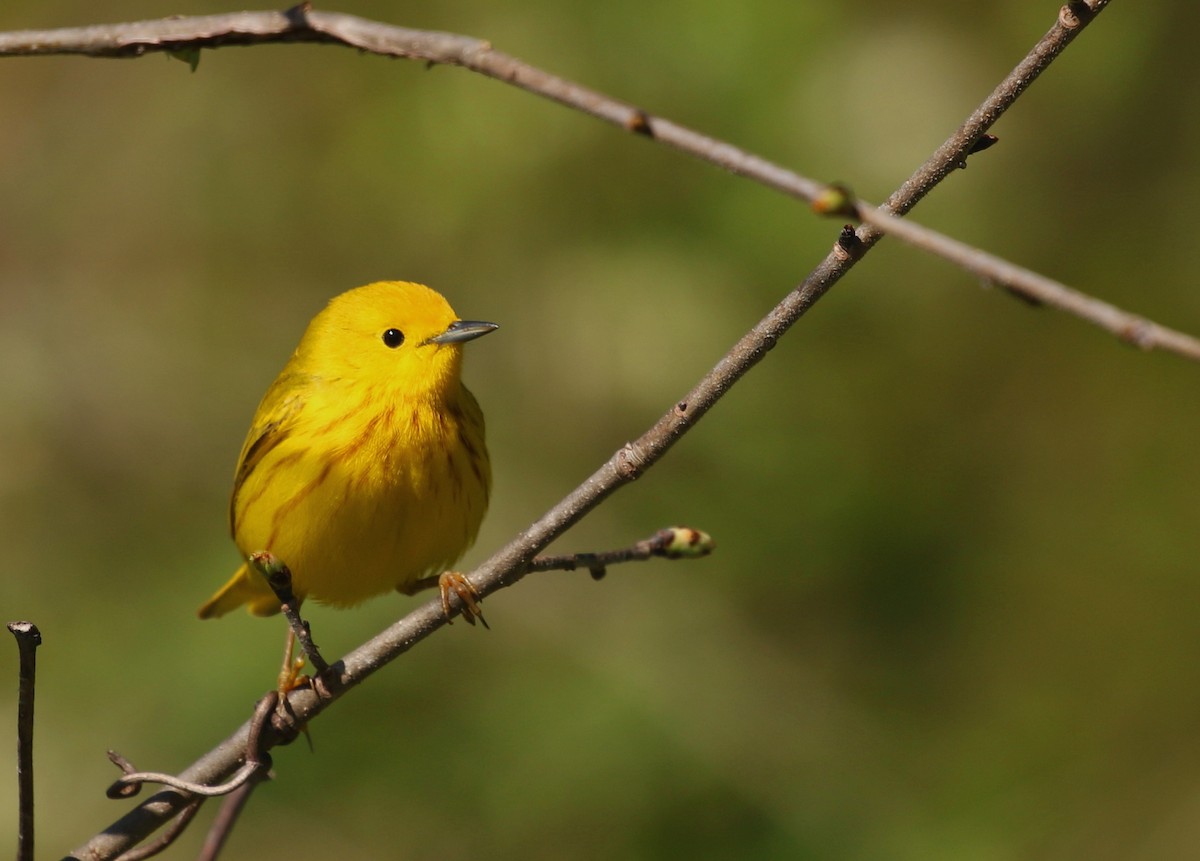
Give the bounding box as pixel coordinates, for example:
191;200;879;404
228;372;311;537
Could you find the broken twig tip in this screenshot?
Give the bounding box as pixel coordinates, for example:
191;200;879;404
6;621;41;646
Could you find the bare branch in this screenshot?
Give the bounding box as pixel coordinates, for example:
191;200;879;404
195;782;258;861
7;622;41;861
1;1;1195;361
528;527;716;579
108;798;202;861
879;0;1108;220
853;204;1200;358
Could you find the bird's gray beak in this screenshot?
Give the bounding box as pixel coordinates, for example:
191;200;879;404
425;320;499;346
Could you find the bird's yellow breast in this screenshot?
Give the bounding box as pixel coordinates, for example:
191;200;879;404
231;380;490;611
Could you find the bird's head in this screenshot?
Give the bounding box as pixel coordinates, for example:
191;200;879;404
297;280;497;399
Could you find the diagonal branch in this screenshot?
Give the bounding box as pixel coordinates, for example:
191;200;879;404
1;1;1196;361
854;204;1199;356
63;5;1123;858
21;1;1171;858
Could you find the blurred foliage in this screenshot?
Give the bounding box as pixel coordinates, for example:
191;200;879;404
1;1;1199;858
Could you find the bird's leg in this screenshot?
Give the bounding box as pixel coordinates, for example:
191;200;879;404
276;626;307;696
402;571;488;628
274;626;315;752
438;571;488;628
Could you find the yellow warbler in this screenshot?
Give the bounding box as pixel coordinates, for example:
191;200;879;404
198;281;496;621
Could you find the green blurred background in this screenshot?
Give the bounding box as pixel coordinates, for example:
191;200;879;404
2;1;1199;858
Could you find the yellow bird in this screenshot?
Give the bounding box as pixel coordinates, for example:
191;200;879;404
198;281;496;625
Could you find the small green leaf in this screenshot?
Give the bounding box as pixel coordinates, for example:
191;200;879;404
168;47;201;73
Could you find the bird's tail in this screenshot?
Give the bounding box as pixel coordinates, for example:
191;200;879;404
197;563;282;619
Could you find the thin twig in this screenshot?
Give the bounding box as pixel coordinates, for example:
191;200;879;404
528;526;715;579
7;622;41;861
0;1;1194;361
112;799;202;861
108;749;210;859
107;692;277;801
853;203;1198;357
249;551;330;673
107;762;263;799
195;781;258;861
195;692;278;861
103;693;277;859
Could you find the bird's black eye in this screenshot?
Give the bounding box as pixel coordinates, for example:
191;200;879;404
382;328;405;348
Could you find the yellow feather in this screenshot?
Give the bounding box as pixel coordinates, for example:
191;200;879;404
198;281;494;619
